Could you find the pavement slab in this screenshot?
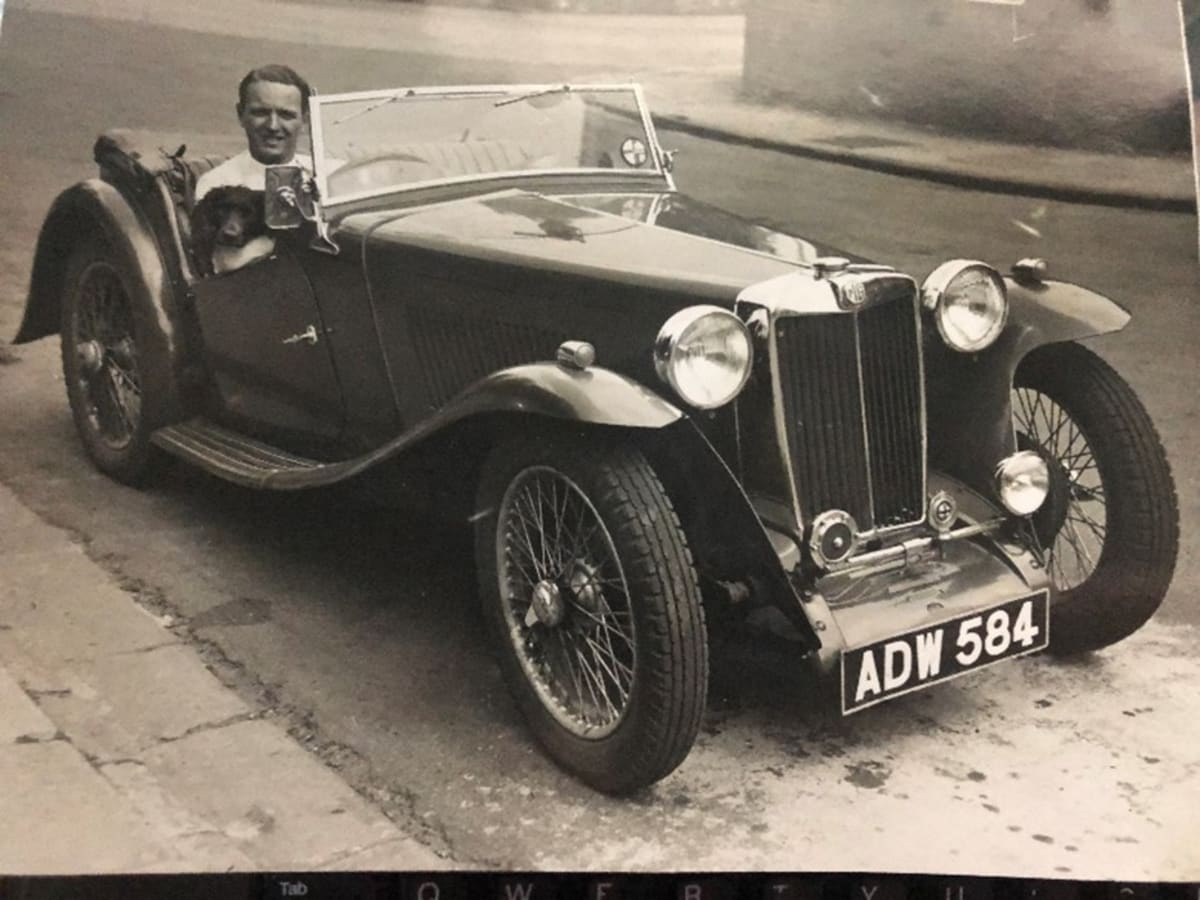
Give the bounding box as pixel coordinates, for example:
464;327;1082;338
316;837;456;872
0;555;176;663
32;643;250;763
139;719;440;869
0;482;446;872
0;742;175;873
100;761;256;871
0;667;58;744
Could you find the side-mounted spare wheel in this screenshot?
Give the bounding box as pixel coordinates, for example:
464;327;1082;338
60;236;170;485
475;434;708;794
1013;341;1179;655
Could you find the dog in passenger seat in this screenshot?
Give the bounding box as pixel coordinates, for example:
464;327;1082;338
190;185;273;276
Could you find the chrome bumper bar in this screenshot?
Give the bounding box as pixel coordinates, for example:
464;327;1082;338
826;519;1005;579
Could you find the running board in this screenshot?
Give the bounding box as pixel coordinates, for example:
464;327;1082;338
151;419;333;489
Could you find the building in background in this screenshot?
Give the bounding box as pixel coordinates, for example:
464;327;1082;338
743;0;1189;154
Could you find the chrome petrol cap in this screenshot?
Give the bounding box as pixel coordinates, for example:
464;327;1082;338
812;256;851;279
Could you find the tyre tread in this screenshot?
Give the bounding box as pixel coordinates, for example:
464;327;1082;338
476;434;708;794
1017;342;1178;654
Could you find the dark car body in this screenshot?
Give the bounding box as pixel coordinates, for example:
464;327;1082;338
15;84;1174;791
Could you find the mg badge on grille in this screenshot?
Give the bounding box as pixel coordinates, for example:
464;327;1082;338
839;279;868;309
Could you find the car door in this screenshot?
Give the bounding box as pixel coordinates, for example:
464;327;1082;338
190;232;345;449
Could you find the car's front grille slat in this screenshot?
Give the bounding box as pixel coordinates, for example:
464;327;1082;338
858;297;924;526
777;315;871;527
775;294;924;533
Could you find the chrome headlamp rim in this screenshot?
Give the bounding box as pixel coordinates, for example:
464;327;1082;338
653;305;752;410
921;259;1009;353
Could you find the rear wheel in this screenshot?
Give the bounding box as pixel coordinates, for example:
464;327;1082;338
60;238;166;485
476;435;707;794
1013;342;1178;654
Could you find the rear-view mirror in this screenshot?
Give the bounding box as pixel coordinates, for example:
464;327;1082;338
264;165;315;230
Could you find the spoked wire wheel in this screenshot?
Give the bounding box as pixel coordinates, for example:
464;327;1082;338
69;260;144;451
1012;385;1105;591
1012;342;1178;654
497;466;636;739
476;437;707;794
61;238;166;485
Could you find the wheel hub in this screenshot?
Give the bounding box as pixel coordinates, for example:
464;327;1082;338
529;579;565;628
76;340;104;377
109;336;135;370
565;560;602;613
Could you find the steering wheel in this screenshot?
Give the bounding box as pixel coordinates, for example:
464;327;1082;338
326;154;444;195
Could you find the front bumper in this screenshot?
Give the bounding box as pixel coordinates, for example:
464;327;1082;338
772;471;1051;674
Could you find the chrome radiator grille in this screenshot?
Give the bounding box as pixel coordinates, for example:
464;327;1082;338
774;296;925;531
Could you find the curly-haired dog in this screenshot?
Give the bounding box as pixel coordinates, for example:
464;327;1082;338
190;185;273;276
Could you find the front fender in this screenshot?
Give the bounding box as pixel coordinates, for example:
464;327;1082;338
15;178;191;425
344;367;822;647
639;418;822;651
925;277;1130;496
15;179;178;347
257;361;683;489
458;361;684;428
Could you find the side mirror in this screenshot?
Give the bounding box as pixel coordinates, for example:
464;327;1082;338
264;165;316;230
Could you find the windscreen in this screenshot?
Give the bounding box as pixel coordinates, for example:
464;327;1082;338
314;86;665;202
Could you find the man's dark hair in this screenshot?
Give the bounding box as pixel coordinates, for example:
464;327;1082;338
237;65;312;113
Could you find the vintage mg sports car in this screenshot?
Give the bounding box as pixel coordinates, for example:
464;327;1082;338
15;84;1178;793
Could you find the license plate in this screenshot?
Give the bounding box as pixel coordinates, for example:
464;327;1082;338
841;591;1049;714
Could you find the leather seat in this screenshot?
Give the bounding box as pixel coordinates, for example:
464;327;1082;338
91;133;229;278
160;155;227;277
342;139;533;177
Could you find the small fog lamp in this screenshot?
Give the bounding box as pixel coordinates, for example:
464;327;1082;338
995;451;1050;516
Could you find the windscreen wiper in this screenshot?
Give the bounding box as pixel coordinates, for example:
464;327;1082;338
494;84;571;108
331;89;415;126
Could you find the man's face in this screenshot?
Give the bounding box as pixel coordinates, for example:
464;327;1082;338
237;80;304;165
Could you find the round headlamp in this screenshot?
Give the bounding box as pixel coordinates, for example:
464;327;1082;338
654;306;752;409
994;450;1050;516
921;260;1008;353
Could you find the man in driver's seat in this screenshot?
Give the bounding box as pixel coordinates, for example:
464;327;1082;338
194;64;313;273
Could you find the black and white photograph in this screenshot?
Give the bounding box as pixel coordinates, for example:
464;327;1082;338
0;0;1197;888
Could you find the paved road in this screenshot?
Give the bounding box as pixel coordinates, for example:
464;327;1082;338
1;3;1198;879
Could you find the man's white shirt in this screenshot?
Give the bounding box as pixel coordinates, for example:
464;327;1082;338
194;150;313;202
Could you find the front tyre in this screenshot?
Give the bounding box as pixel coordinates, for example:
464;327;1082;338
60;238;166;485
476;436;708;794
1013;342;1178;655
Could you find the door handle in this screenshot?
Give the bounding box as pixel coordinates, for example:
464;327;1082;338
282;325;319;346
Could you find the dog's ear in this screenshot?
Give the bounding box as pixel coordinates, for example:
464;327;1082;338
246;190;267;232
190;193;219;277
